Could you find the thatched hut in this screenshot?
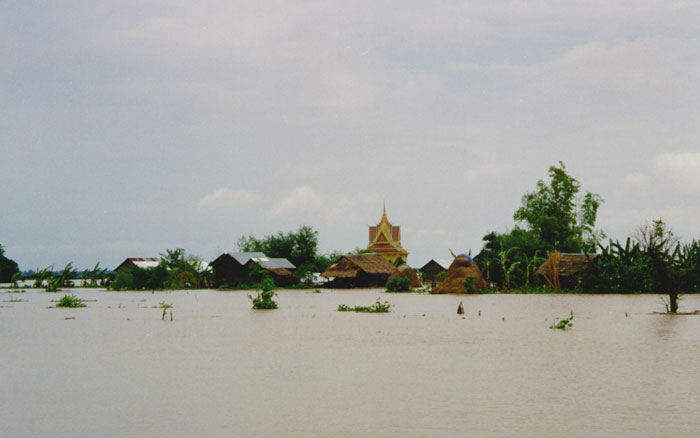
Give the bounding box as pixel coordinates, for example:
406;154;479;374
432;256;487;294
388;264;423;288
321;254;399;288
536;252;598;290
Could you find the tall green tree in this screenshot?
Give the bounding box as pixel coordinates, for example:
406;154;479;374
0;244;20;283
237;225;320;269
513;162;604;253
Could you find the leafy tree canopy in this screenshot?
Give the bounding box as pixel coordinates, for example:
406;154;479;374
237;225;320;269
0;244;20;283
513;161;604;253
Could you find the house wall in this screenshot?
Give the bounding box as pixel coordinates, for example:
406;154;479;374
212;255;249;287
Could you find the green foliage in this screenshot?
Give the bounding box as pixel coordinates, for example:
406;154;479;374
464;276;476;293
160;249;211;289
475;228;547;289
81;263;109;287
434;271;447;283
386;276;412;292
33;266;54;288
238;225;319;269
474;163;602;291
248;278;278;309
581;219;700;312
337;299;391;313
0;244;20;283
581;238;653;294
513;162;604;253
110;270;135;291
56;262;78;288
45;278;60;292
109;249;209;291
10;272;22;287
56;294;86;308
549;315;573;330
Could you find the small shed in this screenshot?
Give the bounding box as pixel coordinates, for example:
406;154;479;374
209;252;266;287
114;257;160;273
244;257;297;286
536;252;598;290
321;254;399;288
432;256;487;294
419;259;452;283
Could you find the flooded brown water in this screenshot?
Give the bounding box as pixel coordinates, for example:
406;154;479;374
2;289;700;437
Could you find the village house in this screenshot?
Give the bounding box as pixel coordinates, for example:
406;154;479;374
209;252;296;287
114;257;160;273
419;259;452;284
321;253;399;288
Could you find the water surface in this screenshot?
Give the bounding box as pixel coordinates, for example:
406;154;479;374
2;289;700;437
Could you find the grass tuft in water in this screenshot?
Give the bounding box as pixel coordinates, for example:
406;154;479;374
338;299;391;313
549;315;573;330
56;294;86;308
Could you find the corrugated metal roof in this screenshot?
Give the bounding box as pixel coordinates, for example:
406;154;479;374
229;252;267;265
131;259;161;269
254;258;296;270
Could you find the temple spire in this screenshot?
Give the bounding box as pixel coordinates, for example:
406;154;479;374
382;201;387;221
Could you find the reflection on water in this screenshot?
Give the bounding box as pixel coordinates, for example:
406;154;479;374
2;289;700;437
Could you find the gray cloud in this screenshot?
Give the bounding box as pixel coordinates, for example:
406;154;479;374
2;1;700;269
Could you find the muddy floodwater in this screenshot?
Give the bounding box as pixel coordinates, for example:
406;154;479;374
2;289;700;437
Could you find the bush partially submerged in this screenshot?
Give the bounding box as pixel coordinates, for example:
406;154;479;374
56;294;86;308
386;276;411;292
338;299;391;313
248;278;278;310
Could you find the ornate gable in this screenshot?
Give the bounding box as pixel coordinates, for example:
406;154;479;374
366;204;408;264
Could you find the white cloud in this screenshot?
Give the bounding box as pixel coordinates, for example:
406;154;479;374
267;186;381;227
197;188;257;209
655;152;700;190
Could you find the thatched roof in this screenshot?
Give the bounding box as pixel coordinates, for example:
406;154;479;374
321;254;399;278
267;267;294;278
536;253;598;278
432;256;487;294
389;264;423;288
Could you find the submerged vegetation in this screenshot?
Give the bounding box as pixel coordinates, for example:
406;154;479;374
385;276;412;292
56;294;86;308
159;302;173;320
549;315;573;330
248;278;278;310
338;299;391;313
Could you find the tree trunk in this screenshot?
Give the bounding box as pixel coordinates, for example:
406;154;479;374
669;292;678;313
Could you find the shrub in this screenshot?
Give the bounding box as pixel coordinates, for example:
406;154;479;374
248;278;278;310
549;315;573;330
110;271;135;291
56;294;86;308
434;271;447;283
386;276;411;292
337;299;391;313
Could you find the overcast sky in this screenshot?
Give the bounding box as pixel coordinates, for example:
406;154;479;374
2;1;700;270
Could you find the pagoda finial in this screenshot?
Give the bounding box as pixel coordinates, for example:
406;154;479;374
382;201;387;219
